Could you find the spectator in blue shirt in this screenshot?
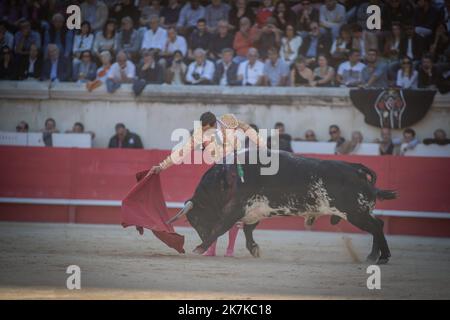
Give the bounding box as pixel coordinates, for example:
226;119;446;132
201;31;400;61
177;0;205;35
361;49;388;88
43;13;74;59
14;20;41;59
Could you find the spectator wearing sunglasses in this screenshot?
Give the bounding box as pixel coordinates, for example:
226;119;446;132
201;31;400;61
396;56;418;89
328;124;345;150
72;50;97;83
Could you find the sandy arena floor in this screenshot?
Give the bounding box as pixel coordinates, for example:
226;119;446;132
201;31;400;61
0;222;449;299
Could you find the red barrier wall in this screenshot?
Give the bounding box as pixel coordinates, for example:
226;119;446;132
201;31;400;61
1;146;450;237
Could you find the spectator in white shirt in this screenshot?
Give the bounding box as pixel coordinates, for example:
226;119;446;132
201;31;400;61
186;48;215;85
319;0;346;41
336;49;366;87
279;24;302;66
106;50;136;93
264;47;290;86
396;56;418;89
237;47;265;86
141;14;168;54
161;26;188;67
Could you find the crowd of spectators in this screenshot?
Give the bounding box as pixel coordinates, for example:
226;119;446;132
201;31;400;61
1;0;449;93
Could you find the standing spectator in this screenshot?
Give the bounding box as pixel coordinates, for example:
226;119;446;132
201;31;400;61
279;24;302;66
377;128;395;156
80;0;109;33
177;0;205;35
111;0;140;26
213;48;239;86
17;43;42;80
108;123;143;149
41;117;59;146
256;0;274;27
272;1;296;32
141;14;167;54
396;56;418;89
268;122;293;152
14;20;41;59
290;56;313;86
185;48;215;85
296;0;320;34
298;21;331;66
336;131;363;155
0;21;14;50
204;0;230;33
86;50;112;91
336;49;366;87
16;121;29;133
237;48;264;86
73;21;95;64
393;128;419;155
361;49;388;88
160;0;182;29
106;50;136;93
418;54;440;89
166;50;187;85
328;124;345;149
330;24;352;66
161;26;187;65
72;50;97;83
41;44;71;82
115;16;141;61
209;20;234;61
263;47;290;87
188;18;211;59
319;0;346;41
423;129;450;146
0;46;15;79
132;50;164;95
311;54;335;87
255;17;281;60
233;17;260;63
228;0;255;30
43;13;73;59
93;19;118;61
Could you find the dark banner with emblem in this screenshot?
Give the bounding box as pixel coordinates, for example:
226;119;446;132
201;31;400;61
349;89;436;129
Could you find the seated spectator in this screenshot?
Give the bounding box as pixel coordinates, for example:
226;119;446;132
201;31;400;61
423;129;450;146
377;128;395;156
393;127;419;155
209;20;234;61
429;23;449;62
319;0;346;41
279;24;302;66
139;0;163;27
16;121;29;133
204;0;230;33
263;47;290;87
166;50;187;85
233;17;260;63
400;23;427;63
65;122;96;140
93;19;117;61
115;16;141;61
304;129;318;142
177;0;206;35
296;0;320;34
361;49;388;88
0;21;14;50
141;14;168;54
383;22;402;63
108;123;143;149
185;48;215;85
111;0;140;26
0;45;15;80
106;50;136;93
382;0;414;30
418;54;440;89
133;50;164;95
80;0;109;33
336;50;366;87
255;17;282;60
43;13;73;59
336;131;363;155
213;48;240;86
41;44;71;82
272;1;296;32
350;24;367;60
330;24;352;66
188;18;211;59
413;0;441;39
328;124;345;149
160;0;182;29
161;26;188;67
73;21;95;63
14;20;41;60
290;56;313;87
268;122;293;152
256;0;274;27
237;48;264;86
228;0;256;30
311;54;335;87
396;56;418;89
17;43;42;80
298;21;331;66
86;50;113;91
41;117;60;146
73;50;97;83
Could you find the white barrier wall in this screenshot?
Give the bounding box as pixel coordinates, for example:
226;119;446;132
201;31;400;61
0;81;449;150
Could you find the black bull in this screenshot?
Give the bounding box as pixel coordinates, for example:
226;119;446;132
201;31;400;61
179;150;397;264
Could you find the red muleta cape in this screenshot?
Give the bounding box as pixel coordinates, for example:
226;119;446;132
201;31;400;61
121;170;185;253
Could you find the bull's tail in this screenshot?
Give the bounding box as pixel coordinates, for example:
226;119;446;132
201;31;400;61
350;163;377;186
376;189;398;201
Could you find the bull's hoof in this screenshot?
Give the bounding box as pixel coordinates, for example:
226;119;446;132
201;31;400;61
250;244;260;258
193;246;207;255
366;253;380;263
376;256;390;265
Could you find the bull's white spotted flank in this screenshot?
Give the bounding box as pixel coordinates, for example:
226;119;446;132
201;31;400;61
241;178;348;225
357;192;375;213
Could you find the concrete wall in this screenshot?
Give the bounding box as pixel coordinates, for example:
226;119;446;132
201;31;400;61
0;81;449;149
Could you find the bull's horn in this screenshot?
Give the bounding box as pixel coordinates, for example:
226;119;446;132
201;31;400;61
166;201;193;224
